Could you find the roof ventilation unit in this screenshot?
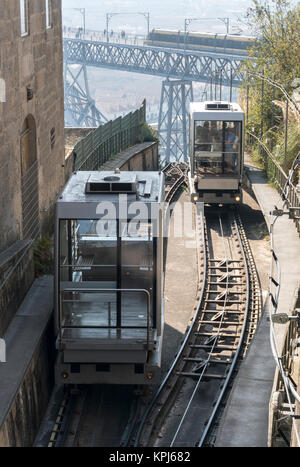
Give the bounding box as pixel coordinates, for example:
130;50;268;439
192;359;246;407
205;103;231;110
85;174;138;194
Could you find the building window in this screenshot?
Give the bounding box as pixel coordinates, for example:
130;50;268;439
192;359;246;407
50;127;56;150
45;0;52;29
20;0;29;36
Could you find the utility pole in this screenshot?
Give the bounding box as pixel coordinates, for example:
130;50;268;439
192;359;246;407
284;99;289;173
74;8;86;35
184;17;231;40
261;73;264;140
246;84;249;124
106;12;150;43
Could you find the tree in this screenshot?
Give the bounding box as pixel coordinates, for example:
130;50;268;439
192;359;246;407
240;1;300;171
243;0;300;89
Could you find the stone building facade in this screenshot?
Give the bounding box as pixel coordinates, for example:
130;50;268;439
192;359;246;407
0;0;65;253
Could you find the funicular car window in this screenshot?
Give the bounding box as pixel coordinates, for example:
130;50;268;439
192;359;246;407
120;221;154;327
59;219;155;330
194;120;241;175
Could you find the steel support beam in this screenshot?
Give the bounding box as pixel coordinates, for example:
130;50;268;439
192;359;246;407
64;61;108;127
158;79;193;165
63;37;246;147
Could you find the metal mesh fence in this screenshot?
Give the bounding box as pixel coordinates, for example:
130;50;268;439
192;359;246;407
73;100;146;171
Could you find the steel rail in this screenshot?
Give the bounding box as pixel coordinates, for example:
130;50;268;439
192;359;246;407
132;207;257;448
197;211;250;446
133;203;207;447
170;211;232;446
163;162;189;203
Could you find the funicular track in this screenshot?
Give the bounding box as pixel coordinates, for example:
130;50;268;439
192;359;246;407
37;164;261;448
130;205;262;447
163;162;189;204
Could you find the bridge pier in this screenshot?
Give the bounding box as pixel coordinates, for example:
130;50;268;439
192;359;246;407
158;79;193;166
64;62;108;127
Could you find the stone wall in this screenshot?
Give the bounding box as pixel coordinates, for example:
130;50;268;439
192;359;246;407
0;240;34;336
0;0;65;253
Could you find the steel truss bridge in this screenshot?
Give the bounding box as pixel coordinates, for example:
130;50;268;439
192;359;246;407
63;38;246;163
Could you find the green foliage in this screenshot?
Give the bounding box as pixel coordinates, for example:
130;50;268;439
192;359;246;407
242;0;300;89
138;122;160;144
33;237;53;277
273;122;300;170
241;0;300;175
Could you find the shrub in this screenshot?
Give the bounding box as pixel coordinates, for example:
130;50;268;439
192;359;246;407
33;237;53;277
138;122;160;144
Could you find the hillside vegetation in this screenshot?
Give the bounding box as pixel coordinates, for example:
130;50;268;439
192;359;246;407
240;0;300;173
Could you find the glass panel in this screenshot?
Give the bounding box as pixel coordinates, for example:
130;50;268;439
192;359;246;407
75;219;117;283
121;221;154;328
59;220;118;334
194;120;241;175
61;290;117;331
59;219;154;337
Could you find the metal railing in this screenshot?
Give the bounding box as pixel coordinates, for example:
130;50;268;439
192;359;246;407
270;289;300;446
59;287;152;350
73;100;146;171
247;131;300;236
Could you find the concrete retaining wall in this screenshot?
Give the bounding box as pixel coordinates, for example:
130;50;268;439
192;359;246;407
64;140;159;181
0;276;55;447
100;141;159;172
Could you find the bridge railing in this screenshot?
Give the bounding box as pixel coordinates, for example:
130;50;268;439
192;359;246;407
73;100;146;171
248;132;300;236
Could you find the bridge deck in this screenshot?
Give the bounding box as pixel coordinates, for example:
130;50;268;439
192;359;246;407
63;38;245;87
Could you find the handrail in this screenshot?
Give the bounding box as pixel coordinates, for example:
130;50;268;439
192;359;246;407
247;131;300;235
59;287;152;350
134;204;206;446
247;131;287;177
246;72;300;118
